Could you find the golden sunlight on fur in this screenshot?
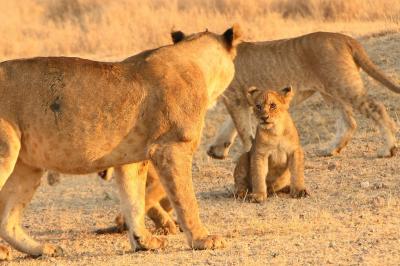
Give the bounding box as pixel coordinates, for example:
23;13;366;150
234;87;309;203
209;32;400;159
0;25;241;258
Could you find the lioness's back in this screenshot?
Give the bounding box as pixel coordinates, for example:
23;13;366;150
232;32;356;90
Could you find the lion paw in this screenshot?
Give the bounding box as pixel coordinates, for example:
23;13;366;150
134;235;168;251
192;235;226;250
0;245;11;261
31;244;64;258
317;147;340;157
290;188;310;198
207;145;228;160
248;192;267;203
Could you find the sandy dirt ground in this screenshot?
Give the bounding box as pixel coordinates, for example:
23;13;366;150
3;32;400;266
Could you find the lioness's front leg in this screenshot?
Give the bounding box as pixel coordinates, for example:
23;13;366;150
249;147;268;203
288;148;309;198
114;162;167;251
151;143;225;249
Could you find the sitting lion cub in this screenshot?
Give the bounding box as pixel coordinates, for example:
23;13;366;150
234;86;309;203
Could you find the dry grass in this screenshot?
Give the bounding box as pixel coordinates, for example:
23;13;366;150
0;0;399;60
1;1;400;265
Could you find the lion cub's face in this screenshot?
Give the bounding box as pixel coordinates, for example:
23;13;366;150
246;86;293;129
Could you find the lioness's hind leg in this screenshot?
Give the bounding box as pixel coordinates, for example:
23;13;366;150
207;118;238;159
222;95;254;154
0;160;62;257
114;162;167;251
319;94;357;156
357;96;398;157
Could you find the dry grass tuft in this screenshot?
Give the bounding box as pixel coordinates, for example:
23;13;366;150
0;0;399;60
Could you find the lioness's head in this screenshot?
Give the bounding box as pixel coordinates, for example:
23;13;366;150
170;24;242;58
246;86;294;129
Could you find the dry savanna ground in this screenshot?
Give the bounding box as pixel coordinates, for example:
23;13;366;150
1;0;400;265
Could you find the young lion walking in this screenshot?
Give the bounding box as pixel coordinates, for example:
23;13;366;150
207;32;400;159
234;86;309;203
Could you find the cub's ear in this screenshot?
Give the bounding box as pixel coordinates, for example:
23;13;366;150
246;86;259;105
171;31;185;44
280;86;294;105
222;23;242;50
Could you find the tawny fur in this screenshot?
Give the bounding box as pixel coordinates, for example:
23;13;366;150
92;166;177;235
206;32;400;159
234;87;309;203
0;25;242;259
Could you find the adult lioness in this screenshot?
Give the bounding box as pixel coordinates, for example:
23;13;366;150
205;32;400;159
234;86;309;203
0;25;241;259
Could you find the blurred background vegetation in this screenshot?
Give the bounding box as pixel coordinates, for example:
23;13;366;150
0;0;399;60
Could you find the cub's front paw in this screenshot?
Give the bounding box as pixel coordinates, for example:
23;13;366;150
248;192;267;203
290;187;310;198
192;235;226;250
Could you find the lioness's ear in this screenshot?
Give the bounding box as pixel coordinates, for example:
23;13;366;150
222;23;242;50
281;86;294;105
171;31;185;44
246;86;259;105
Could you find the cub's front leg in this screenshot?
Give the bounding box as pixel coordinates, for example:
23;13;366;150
249;147;269;203
288;148;310;198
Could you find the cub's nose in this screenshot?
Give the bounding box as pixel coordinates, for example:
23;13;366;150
261;115;269;123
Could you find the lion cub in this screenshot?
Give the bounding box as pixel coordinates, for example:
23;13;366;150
234;86;309;203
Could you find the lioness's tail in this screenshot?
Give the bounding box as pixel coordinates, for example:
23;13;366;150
350;39;400;93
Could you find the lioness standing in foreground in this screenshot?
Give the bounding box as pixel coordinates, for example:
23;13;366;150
206;32;400;159
234;86;309;203
0;25;241;259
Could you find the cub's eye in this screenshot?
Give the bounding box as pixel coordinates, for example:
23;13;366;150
270;103;277;110
255;104;263;111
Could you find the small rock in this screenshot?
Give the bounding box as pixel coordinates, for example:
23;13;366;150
328;241;335;248
327;162;337;170
360;181;370;189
